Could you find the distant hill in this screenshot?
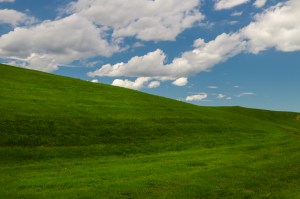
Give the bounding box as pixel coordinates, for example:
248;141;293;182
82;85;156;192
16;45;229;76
1;63;299;148
0;63;299;198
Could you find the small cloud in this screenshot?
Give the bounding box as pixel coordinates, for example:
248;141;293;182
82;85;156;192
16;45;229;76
186;93;208;101
226;97;232;100
231;11;243;16
193;38;205;48
0;9;37;27
91;79;99;83
253;0;267;8
236;92;256;97
133;42;144;48
112;77;151;90
148;81;160;89
228;20;238;25
172;77;188;87
234;85;240;88
198;21;215;30
208;86;218;89
217;94;226;99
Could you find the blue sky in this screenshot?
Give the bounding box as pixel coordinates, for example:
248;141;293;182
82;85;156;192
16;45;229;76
0;0;299;112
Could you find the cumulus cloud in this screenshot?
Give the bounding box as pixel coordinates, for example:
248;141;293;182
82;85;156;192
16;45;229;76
112;77;152;90
208;86;218;89
0;9;36;26
254;0;267;8
215;0;250;10
66;0;204;41
0;14;120;72
241;0;300;53
89;33;246;78
88;49;167;77
0;0;204;72
89;0;300;82
112;77;162;90
172;77;188;86
186;93;208;101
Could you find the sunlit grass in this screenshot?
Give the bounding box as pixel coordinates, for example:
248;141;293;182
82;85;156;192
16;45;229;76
0;64;299;198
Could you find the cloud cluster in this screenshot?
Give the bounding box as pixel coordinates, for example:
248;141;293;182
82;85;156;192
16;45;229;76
242;0;300;53
0;9;36;26
89;32;245;78
0;14;119;72
112;77;155;90
0;0;204;72
66;0;203;41
89;0;300;90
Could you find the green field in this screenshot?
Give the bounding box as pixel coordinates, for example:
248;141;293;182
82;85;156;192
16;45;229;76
0;64;299;198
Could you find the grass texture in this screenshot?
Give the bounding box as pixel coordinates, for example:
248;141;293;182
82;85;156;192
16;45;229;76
0;64;299;198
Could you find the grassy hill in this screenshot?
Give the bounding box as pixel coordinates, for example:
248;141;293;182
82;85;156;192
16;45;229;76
0;63;299;198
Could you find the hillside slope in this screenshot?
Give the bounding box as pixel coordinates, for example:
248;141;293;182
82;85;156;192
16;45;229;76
1;63;299;148
0;64;299;198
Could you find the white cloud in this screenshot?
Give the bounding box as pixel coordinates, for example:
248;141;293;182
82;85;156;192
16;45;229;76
193;38;205;48
0;9;36;26
0;0;15;2
236;92;256;97
208;86;218;89
89;33;246;78
254;0;267;8
0;14;120;72
172;77;188;86
88;49;167;77
148;81;160;88
112;78;161;90
215;0;249;10
91;79;99;83
66;0;204;41
241;0;300;53
186;93;208;101
89;0;300;83
217;94;226;99
112;77;152;90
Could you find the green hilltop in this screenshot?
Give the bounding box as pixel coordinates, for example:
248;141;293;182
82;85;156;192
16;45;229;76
0;63;299;198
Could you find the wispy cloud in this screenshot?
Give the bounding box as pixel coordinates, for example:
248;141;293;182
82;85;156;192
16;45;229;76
236;92;256;97
215;0;250;10
217;94;226;99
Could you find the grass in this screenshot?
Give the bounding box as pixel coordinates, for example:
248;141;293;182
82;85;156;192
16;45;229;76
0;64;299;198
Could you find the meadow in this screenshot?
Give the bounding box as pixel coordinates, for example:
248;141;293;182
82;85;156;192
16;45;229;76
0;64;299;198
